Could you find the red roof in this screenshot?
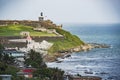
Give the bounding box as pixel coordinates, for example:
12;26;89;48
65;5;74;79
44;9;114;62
27;36;32;40
22;68;35;73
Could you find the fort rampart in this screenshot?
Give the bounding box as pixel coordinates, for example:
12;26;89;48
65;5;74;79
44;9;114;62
0;20;62;28
0;36;64;48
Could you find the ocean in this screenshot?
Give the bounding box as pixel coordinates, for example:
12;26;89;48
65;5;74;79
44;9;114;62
47;24;120;80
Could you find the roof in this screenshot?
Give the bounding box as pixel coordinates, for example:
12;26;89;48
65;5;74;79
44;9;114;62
22;68;36;73
0;75;12;77
27;36;32;40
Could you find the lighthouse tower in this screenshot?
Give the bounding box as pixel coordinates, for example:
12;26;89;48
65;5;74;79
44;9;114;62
39;12;44;21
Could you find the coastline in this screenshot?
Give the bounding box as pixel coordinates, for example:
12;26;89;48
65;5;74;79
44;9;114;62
44;43;110;62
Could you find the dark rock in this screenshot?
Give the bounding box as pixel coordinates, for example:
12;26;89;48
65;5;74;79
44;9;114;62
84;71;93;74
89;43;110;48
67;75;102;80
56;60;62;63
64;54;71;58
100;72;108;75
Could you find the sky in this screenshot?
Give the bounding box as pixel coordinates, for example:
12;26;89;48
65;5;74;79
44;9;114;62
0;0;120;24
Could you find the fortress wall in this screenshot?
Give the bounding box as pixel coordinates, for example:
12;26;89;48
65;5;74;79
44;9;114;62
0;36;64;48
0;20;62;28
32;36;64;42
0;20;40;27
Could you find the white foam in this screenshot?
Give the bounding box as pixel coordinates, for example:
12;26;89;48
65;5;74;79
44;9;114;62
75;65;110;69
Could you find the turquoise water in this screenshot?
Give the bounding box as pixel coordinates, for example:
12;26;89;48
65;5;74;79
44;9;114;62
47;24;120;80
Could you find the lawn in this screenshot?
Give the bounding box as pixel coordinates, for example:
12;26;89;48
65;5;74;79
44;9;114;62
0;25;57;36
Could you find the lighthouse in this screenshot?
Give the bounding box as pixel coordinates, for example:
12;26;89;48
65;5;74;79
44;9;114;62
39;12;44;21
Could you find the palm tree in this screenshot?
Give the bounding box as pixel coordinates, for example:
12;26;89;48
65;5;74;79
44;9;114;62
24;49;47;68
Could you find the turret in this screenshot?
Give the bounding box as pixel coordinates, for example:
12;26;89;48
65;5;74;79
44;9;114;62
39;12;44;21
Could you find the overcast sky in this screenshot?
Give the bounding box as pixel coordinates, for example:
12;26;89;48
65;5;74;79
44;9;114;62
0;0;120;24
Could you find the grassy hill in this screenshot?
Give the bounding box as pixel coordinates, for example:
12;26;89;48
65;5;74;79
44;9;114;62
0;24;84;54
48;28;85;53
0;25;56;36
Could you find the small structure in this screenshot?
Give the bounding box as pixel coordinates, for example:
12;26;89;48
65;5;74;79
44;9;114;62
33;27;47;32
0;75;12;80
27;40;53;51
39;12;44;21
57;24;62;29
20;31;30;36
26;35;32;44
13;22;19;25
46;29;56;33
3;49;25;58
17;68;36;78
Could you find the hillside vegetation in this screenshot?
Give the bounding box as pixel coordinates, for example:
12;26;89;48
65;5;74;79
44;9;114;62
48;28;85;53
0;24;84;54
0;25;56;36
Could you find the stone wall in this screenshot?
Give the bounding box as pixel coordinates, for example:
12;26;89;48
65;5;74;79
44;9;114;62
32;36;64;42
0;20;62;29
0;20;40;27
0;36;64;48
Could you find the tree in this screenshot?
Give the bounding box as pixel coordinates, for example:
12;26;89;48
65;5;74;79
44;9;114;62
33;68;64;80
24;50;65;80
24;50;47;68
0;44;15;65
0;44;20;79
0;44;4;51
0;62;7;73
0;44;4;60
0;62;19;75
2;53;15;65
0;44;17;74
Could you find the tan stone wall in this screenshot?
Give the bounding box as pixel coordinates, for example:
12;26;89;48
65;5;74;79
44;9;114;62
0;20;40;27
0;20;62;29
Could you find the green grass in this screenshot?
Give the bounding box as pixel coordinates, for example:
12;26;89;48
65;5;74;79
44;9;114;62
0;24;85;54
48;28;85;53
0;25;57;36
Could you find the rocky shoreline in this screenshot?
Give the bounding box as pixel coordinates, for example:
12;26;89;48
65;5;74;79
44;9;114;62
44;43;110;62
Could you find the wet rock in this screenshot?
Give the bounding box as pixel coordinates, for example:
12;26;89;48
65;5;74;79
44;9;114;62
67;75;102;80
108;76;118;80
84;70;93;74
89;43;110;48
84;71;93;74
64;54;71;58
56;60;63;63
100;72;108;75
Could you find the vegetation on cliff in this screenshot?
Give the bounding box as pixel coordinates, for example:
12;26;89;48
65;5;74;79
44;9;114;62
48;28;85;53
0;25;56;36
